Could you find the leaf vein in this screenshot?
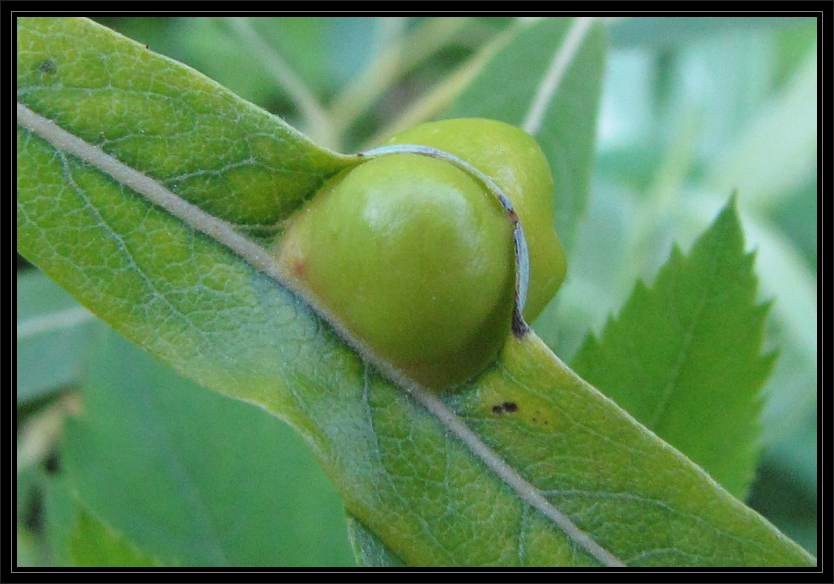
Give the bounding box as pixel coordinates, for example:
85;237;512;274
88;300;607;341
17;101;625;568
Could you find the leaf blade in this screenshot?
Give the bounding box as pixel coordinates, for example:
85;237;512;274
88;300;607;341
17;17;814;567
59;328;354;567
572;200;774;499
17;16;353;236
347;515;406;567
68;506;162;568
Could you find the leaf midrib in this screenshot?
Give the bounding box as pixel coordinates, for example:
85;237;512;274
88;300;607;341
16;101;625;567
647;246;723;430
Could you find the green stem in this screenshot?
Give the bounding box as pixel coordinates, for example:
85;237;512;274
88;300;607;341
329;17;472;134
225;17;339;150
360;21;520;149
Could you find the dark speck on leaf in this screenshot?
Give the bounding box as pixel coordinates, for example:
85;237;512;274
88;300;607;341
38;59;56;74
492;401;518;415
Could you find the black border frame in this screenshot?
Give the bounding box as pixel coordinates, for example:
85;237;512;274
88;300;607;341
7;3;831;581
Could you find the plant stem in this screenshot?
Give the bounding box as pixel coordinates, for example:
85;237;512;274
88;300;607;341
226;17;339;150
360;21;520;149
329;17;472;135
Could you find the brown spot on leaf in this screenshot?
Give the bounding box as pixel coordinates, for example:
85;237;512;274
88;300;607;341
292;260;305;277
492;401;519;415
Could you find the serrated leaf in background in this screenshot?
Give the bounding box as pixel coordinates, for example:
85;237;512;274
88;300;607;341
572;200;773;499
560;18;816;552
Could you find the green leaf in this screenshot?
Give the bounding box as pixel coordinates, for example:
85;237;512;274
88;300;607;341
43;477;161;567
43;475;76;566
17;17;813;567
445;17;606;252
68;505;161;567
17;270;98;402
347;515;406;567
16;16;354;245
672;195;817;450
61;327;354;567
572;200;773;499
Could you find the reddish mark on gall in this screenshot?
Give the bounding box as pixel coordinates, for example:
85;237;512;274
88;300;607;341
292;260;306;277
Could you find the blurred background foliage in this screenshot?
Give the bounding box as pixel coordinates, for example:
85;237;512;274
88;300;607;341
16;16;817;566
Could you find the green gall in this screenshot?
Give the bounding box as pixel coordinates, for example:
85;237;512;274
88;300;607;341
387;118;566;321
276;118;565;389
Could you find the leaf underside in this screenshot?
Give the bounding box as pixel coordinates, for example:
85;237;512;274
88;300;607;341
17;17;813;567
56;328;355;567
347;515;406;568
